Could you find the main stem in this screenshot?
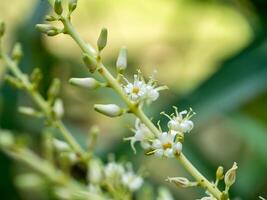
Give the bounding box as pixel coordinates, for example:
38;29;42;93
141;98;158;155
1;52;83;154
61;17;222;199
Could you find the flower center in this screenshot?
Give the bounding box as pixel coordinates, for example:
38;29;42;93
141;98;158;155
132;86;140;94
163;143;172;149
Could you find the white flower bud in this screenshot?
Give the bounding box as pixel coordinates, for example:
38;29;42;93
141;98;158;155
35;24;56;33
94;104;123;117
89;159;103;184
18;107;42;118
116;47;127;72
69;77;100;89
216;166;224;180
53;139;70;152
166;177;191;188
53;98;64;119
224;162;238;188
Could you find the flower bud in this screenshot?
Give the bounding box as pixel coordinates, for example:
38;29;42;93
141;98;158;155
216;166;224;180
53;139;71;152
11;43;23;62
15;173;45;191
0;21;5;37
94;104;123;117
48;78;60;103
4;75;23;88
116;47;127;72
31;68;42;90
0;131;14;148
47;29;59;36
69;0;77;13
35;24;55;33
69;77;100;89
18;107;42;118
54;0;63;15
224;162;238;188
166;177;191;188
97;28;108;52
53;98;64;119
82;53;97;73
89;159;103;184
45;15;57;22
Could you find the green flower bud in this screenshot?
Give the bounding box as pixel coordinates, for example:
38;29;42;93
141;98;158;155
30;68;42;90
216;166;224;180
47;29;59;36
224;162;238;188
45;15;57;22
0;130;14;148
97;28;108;52
48;78;61;103
82;53;97;73
94;104;123;117
54;0;63;15
15;173;45;191
0;21;5;37
4;75;23;89
69;77;100;89
11;43;23;62
116;47;127;72
68;0;77;13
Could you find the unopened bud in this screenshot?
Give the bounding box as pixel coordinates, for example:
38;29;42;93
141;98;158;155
35;24;56;34
30;68;42;90
53;139;71;152
216;166;224;180
97;28;108;52
45;15;57;22
53;98;64;119
15;173;45;190
89;159;103;184
220;191;229;200
5;75;23;88
68;0;77;13
94;104;123;117
47;29;59;36
116;47;127;72
12;43;23;62
224;162;238;188
82;53;97;73
0;131;14;148
54;0;63;15
18;107;42;118
0;21;5;37
48;78;60;103
166;177;192;188
69;77;100;89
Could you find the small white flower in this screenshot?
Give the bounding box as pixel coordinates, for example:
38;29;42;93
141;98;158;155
104;162;124;179
123;70;167;104
163;107;195;133
122;172;143;191
152;132;182;158
124;119;154;153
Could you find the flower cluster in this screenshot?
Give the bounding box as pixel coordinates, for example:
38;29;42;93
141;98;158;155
126;107;194;158
104;162;143;192
123;70;167;104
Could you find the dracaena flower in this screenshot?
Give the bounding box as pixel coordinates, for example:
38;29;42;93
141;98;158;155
123;70;167;104
162;107;195;133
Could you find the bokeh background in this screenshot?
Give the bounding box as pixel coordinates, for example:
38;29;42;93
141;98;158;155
0;0;267;199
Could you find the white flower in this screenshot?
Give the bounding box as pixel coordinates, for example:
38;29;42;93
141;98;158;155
124;119;154;153
152;132;182;158
163;107;195;133
122;172;143;191
104;162;124;179
123;70;167;104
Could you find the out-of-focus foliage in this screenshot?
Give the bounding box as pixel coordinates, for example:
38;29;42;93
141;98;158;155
0;0;267;199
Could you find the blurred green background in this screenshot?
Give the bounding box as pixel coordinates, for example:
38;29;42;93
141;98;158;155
0;0;267;199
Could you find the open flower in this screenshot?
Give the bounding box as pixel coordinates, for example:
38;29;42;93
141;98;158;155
152;132;182;158
124;119;154;153
123;70;167;104
162;107;195;133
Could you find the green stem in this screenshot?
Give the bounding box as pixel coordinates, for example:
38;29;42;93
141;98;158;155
5;147;104;200
1;52;83;154
61;16;222;199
